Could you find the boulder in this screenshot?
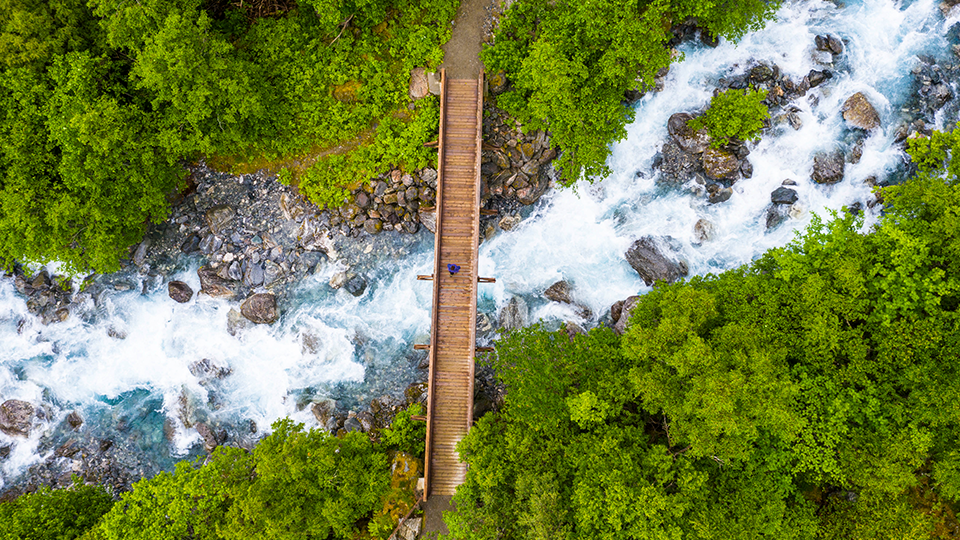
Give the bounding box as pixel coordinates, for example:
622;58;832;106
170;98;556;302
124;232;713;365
420;209;437;234
168;281;194;303
812;150;845;184
198;234;222;255
409;67;429;100
180;234;201;254
499;296;528;331
928;83;954;111
807;69;832;87
197;266;236;298
693;219;716;244
345;275;367;297
771;187;799;205
66;411;83;430
205;204;235;234
544;281;573;304
516;171;550;206
841;92;881;130
702;147;741;180
241;293;278;324
827;35;843;55
226;309;249;336
499;214;522;231
195;423;222;453
708;186;733;204
656;141;699;183
189;358;232;382
667;113;712;154
426;71;441;95
133;239;150;266
363;219;383;235
0;400;34;437
614;296;642;335
625;237;689;286
242;263;264;288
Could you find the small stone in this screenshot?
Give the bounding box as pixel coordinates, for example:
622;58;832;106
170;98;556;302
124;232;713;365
199;234;222;255
168;281;194;303
842;92;881;130
263;261;282;285
499;214;521;231
708;187;733;204
66;411;83;430
242;263;264;287
693;219;715;244
133;239;150;266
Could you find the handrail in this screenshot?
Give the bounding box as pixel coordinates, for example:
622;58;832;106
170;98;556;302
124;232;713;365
423;67;447;499
385;495;424;540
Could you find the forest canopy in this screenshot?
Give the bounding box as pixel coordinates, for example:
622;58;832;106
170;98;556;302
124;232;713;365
481;0;779;184
444;129;960;539
0;0;455;272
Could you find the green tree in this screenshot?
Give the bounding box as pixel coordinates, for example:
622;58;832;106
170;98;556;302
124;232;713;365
0;478;113;540
223;419;390;540
688;87;769;147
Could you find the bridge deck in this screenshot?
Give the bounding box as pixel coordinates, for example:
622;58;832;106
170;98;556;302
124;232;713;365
423;72;483;498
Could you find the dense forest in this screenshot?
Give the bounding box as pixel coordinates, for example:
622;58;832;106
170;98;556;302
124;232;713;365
0;0;455;272
445;131;960;539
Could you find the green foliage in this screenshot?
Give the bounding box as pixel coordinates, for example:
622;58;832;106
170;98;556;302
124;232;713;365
448;127;960;539
225;419;390;540
0;477;113;540
482;0;779;184
381;402;427;458
688;87;769;147
0;0;456;271
96;419;392;540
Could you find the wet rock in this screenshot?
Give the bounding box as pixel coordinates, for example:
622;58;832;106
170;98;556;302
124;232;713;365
702;147;740;180
420;209;437;234
189;358;232;381
812;150;845;184
168;281;193;303
766;205;791;229
614;296;642;335
749;64;775;83
625;236;689;286
787;112;803;130
499;214;521;231
841;92;881;130
812;50;833;65
827;35;843;55
55;440;80;458
65;411;83;430
771;187;799;205
363;219;383;235
197;266;236;299
544;281;573;304
656;141;700;183
928;83;954;111
205;205;235;234
343;415;363;433
226;309;249;336
0;400;34;437
199;234;222;255
345;275;367;297
516;172;550;206
667;113;712;154
693;219;715;244
242;263;264;288
740;159;753;178
807;69;832;88
708;187;733;204
133;240;150;267
195;423;221;453
409;67;429;100
241;293;278;324
499;296;528;331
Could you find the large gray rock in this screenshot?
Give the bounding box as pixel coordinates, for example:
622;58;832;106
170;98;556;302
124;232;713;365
345;275;367;297
0;400;34;437
499;296;528;331
614;296;642;335
625;236;689;286
841;92;881;130
657;141;700;183
205;204;235;234
420;209;437;234
409;67;429;100
197;266;236;299
241;293;279;324
812;150;845;184
168;281;194;303
668;113;712;154
702;147;741;180
544;281;573;304
771;187;799;205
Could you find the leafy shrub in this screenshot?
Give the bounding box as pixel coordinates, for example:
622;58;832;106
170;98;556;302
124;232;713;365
688;87;769;147
0;477;114;540
381;402;427;458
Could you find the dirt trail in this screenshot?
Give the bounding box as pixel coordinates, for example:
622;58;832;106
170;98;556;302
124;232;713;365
440;0;497;79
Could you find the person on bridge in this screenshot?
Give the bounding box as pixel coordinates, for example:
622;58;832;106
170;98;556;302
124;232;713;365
447;263;460;275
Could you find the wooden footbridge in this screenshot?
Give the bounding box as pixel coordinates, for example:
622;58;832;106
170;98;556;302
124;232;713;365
415;70;491;499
